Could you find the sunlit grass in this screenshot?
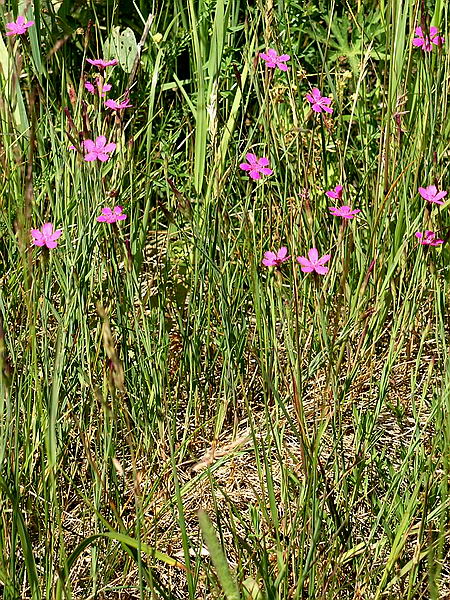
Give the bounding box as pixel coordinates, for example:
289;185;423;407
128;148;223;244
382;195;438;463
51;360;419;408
0;0;449;598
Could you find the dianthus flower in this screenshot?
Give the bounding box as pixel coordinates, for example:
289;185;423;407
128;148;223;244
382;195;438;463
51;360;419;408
239;153;273;180
415;230;444;246
259;49;290;71
30;223;62;249
328;205;360;219
412;26;444;51
85;79;112;97
325;185;343;200
96;206;127;223
296;248;331;274
306;88;333;113
86;58;118;69
6;15;34;36
418;185;447;205
105;97;133;111
83;136;116;162
262;247;290;267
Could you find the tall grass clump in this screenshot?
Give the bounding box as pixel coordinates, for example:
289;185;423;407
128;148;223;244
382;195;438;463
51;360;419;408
0;0;449;598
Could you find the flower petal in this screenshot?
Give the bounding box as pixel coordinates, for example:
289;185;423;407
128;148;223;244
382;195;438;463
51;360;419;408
262;258;275;266
95;136;107;148
296;256;312;267
434;191;447;202
264;251;277;260
49;229;62;241
315;265;329;275
42;223;54;236
308;248;319;262
83;139;96;151
317;254;331;265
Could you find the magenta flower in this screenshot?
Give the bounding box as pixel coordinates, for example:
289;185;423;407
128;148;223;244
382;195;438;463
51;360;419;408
105;97;133;111
415;230;444;246
85;79;112;97
325;185;343;200
262;247;290;267
97;206;127;224
30;223;62;249
306;88;333;114
86;58;118;69
239;153;273;180
259;49;290;71
412;26;444;52
296;248;331;275
83;136;116;162
328;205;360;219
6;15;35;36
418;185;447;205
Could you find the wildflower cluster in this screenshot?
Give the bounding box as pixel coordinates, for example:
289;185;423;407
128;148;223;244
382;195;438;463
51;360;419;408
250;38;447;276
3;20;444;255
20;46;132;246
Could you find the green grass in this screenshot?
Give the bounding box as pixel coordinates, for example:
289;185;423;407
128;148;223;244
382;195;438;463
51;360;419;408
1;0;450;598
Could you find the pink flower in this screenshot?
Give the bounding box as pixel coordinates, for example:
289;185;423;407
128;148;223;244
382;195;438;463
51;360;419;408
6;15;35;36
412;26;444;52
83;136;116;162
239;153;273;180
328;205;360;219
305;88;333;114
259;49;290;71
415;230;444;246
30;223;62;249
86;58;118;69
262;247;290;267
97;206;127;223
418;185;447;205
105;97;133;111
296;248;331;274
85;79;112;97
325;185;343;200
